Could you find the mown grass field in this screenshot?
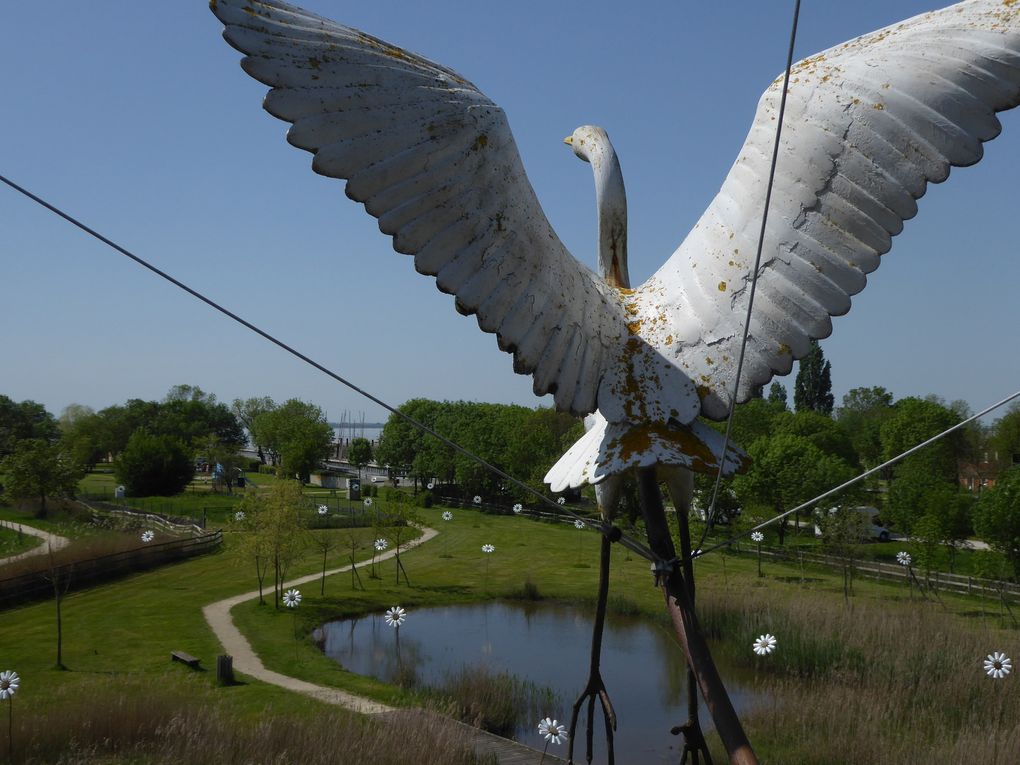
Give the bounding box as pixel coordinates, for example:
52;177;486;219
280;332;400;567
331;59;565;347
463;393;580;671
1;495;1018;763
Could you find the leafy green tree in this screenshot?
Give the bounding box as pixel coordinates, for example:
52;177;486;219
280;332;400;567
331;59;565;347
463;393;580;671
347;437;373;478
0;439;84;518
973;466;1020;579
817;505;871;601
240;480;308;607
733;433;856;544
836;386;895;469
988;403;1020;475
58;405;106;470
793;340;834;415
251;399;332;482
115;430;194;496
766;382;788;409
376;399;446;490
231;396;277;463
0;395;60;458
772;409;858;467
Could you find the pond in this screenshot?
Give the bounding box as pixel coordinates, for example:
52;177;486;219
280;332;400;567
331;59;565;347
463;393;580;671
320;601;762;764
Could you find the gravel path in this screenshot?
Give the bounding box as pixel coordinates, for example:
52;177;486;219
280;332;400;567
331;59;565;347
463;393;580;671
0;519;71;565
202;525;439;714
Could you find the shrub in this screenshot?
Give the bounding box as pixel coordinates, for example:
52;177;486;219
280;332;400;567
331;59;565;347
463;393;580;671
114;430;193;497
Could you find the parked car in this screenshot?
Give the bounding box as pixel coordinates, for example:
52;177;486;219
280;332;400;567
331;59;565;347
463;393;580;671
814;506;891;542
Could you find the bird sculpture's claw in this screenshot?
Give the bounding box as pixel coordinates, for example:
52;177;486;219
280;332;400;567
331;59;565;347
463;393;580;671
567;670;617;765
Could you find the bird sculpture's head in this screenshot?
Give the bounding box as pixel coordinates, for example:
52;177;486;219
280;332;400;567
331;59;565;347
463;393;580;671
564;125;611;167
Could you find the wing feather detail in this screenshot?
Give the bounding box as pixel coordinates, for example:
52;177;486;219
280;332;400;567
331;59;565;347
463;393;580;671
213;0;629;417
636;0;1020;419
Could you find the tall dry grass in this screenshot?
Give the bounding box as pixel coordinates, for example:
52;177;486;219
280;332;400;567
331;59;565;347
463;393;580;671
10;676;490;765
696;583;1020;764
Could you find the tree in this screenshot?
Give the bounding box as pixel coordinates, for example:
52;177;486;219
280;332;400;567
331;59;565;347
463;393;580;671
793;340;834;415
241;480;308;607
816;505;871;602
231;396;277;463
973;466;1020;579
251;399;333;482
0;395;60;459
347;437;373;478
771;409;858;468
58;405;106;470
766;382;788;409
989;403;1020;475
732;433;856;544
0;439;84;518
114;430;194;496
836;387;895;469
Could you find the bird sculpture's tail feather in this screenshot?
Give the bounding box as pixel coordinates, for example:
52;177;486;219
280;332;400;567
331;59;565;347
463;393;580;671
545;411;749;492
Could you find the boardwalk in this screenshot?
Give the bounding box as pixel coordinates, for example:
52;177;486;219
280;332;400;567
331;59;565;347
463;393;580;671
203;525;562;763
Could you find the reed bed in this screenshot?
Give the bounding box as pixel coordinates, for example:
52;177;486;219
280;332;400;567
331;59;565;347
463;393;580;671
695;582;1020;763
9;676;489;765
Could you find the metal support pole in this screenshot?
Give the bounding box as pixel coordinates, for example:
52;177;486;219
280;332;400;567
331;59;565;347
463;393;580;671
636;468;757;765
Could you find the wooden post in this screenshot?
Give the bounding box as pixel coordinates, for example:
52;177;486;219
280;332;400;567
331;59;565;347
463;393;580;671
636;468;757;765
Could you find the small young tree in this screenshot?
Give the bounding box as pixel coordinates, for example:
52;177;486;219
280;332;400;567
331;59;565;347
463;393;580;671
817;506;870;602
0;439;84;518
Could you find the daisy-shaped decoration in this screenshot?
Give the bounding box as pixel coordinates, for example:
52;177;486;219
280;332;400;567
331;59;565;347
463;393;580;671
513;503;523;514
896;551;912;566
283;588;302;608
538;717;568;745
473;495;482;505
384;606;407;628
442;511;453;521
364;497;374;507
752;634;777;656
574;519;586;530
427;482;435;490
0;670;19;700
234;510;246;522
750;531;764;543
318;504;328;515
375;538;389;551
141;530;155;543
984;652;1012;679
482;544;495;554
557;497;566;505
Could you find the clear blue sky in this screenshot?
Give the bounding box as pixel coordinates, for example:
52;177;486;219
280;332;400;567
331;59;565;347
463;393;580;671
2;1;1018;425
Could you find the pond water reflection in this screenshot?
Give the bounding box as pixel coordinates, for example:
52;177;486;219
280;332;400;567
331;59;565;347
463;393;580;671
321;601;760;764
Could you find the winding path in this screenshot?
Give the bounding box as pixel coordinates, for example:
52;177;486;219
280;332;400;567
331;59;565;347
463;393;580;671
0;519;70;566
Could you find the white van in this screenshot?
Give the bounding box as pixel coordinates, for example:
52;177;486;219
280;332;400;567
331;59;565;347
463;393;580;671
814;506;891;542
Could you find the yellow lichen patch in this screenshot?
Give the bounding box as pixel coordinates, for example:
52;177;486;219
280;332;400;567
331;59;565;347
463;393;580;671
705;356;714;366
627;320;643;335
717;281;727;292
472;134;488;151
665;335;673;345
308;56;322;70
617;287;635;296
624;302;639;316
873;103;885;110
778;343;791;355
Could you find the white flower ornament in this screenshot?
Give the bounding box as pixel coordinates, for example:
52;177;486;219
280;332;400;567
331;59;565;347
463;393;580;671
984;652;1012;679
375;538;388;551
427;481;435;490
752;634;777;656
513;503;523;514
557;497;566;505
234;510;246;522
896;551;912;566
0;670;19;700
283;588;302;608
473;495;482;504
442;511;453;521
384;606;407;627
750;531;764;543
364;497;373;507
574;519;586;530
141;530;155;543
482;543;495;554
538;717;568;745
318;504;328;515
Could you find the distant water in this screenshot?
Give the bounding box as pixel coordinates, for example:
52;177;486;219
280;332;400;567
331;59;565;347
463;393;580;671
320;601;760;765
331;425;383;443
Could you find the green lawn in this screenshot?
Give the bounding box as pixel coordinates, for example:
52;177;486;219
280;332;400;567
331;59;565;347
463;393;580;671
0;524;43;557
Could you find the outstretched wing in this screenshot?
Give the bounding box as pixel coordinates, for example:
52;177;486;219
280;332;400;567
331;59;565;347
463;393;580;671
212;0;628;416
630;0;1020;420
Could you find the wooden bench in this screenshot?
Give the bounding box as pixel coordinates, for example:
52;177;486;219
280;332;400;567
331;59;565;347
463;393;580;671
170;650;201;669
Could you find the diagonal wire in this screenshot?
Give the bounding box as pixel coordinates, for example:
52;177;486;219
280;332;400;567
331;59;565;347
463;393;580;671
697;0;803;553
0;172;661;563
693;386;1020;559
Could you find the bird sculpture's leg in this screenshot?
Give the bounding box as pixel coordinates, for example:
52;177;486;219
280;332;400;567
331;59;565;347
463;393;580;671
664;468;713;765
567;475;620;765
636;467;757;765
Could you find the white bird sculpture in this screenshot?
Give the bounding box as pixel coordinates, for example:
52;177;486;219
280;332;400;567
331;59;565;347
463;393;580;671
211;1;1020;761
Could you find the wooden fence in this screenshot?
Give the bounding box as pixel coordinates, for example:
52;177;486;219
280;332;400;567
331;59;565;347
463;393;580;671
754;545;1020;603
0;531;223;611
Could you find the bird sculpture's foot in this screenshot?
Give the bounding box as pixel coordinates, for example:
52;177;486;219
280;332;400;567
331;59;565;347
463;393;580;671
672;720;714;765
567;671;617;765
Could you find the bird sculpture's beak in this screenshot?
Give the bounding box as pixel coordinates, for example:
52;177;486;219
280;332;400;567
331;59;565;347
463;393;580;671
563;136;573;145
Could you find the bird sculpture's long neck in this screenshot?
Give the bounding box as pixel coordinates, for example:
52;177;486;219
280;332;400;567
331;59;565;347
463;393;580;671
589;139;630;289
